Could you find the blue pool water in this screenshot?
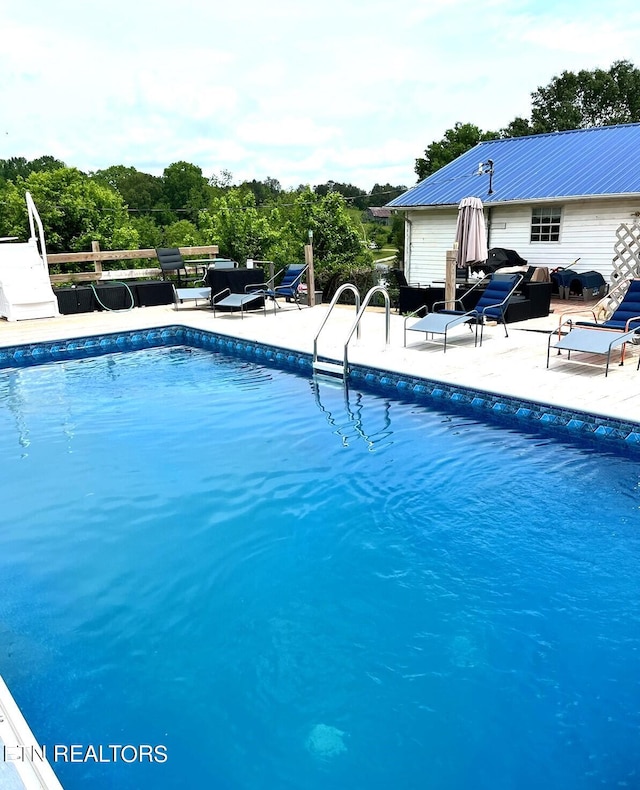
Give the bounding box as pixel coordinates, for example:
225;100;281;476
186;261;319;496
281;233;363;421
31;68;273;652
0;345;639;790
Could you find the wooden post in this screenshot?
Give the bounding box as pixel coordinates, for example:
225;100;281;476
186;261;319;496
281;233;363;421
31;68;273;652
91;241;102;279
304;232;315;306
444;249;456;309
304;244;316;306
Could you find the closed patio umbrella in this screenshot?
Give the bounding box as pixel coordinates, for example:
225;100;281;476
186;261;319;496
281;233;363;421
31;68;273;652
446;197;488;307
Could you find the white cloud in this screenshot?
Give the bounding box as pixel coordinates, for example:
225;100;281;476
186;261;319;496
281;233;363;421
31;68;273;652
236;117;341;147
518;17;638;58
1;0;640;189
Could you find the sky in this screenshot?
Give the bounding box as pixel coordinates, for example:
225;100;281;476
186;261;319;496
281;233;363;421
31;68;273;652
1;0;639;193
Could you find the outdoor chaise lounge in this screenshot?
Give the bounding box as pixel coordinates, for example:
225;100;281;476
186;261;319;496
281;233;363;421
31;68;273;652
156;247;212;309
255;264;308;312
547;326;639;376
172;259;237;308
547;278;640;376
212;287;266;319
173;286;211;310
403;273;523;352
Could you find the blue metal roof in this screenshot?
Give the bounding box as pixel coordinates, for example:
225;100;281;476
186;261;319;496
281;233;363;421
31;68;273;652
387;123;640;208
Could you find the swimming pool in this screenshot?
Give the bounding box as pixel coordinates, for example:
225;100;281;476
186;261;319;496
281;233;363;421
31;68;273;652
1;341;639;789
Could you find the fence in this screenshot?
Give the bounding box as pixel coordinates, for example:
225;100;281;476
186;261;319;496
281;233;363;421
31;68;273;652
46;243;219;285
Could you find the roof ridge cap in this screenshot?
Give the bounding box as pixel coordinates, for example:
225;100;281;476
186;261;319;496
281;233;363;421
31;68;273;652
478;122;640;146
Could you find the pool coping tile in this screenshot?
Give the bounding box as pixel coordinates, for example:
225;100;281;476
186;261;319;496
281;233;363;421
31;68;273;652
1;325;639;450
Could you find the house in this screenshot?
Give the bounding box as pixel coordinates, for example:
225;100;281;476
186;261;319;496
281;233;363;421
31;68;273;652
387;124;640;286
365;207;392;225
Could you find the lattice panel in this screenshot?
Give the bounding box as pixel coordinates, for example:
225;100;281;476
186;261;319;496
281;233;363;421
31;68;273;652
601;222;640;315
612;221;640;281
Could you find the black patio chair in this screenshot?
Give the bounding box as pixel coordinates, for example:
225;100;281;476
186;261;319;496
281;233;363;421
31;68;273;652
155;248;199;287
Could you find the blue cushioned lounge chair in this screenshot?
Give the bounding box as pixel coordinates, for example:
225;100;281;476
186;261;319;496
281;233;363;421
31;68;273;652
404;273;523;352
254;264;308;312
547;278;640;376
574;278;640;333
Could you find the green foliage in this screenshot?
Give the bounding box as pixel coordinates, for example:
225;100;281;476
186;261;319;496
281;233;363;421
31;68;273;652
0;155;66;183
208;169;234;189
239;177;282;205
295;190;368;262
313;181;368;210
370;223;391;250
128;215;164;250
199;189;275;263
368;183;407;206
163;220;203;248
110;224;140;252
0;180;29;237
389;213;405;262
529;60;640;132
290;189;374;294
500;116;534;138
196;187;373;293
91;165;164;216
415;123;500;181
162;161;211;222
8;168;129;252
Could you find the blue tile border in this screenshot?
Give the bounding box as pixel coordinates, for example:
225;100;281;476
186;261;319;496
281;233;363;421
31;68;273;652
1;325;639;448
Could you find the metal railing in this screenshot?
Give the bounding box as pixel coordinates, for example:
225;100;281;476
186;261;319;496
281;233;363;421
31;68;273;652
342;286;390;374
313;283;361;368
312;284;391;378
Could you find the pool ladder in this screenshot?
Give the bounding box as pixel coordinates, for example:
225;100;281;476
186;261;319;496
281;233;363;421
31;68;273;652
313;284;391;379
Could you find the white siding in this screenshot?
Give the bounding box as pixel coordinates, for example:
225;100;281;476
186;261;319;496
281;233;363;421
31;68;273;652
405;198;640;285
405;209;457;285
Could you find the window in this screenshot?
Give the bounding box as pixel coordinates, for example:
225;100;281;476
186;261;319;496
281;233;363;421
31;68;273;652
530;206;561;242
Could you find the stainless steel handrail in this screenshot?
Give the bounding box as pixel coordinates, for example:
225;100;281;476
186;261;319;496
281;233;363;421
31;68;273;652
313;283;361;365
342;286;391;374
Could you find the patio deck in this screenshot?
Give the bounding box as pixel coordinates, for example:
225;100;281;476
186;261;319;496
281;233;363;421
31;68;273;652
0;297;637;426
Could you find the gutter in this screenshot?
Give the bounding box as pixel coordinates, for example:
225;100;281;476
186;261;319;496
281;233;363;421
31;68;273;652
394;192;640;210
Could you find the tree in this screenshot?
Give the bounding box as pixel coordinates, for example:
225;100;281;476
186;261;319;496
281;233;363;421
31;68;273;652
500;116;534;138
288;189;374;295
162;161;211;222
313;181;368;210
0;180;30;237
208;169;234;189
367;183;407;207
415;123;499;181
92;165;164;217
9;167;131;252
239;177;282;205
129;215;164;249
163;219;203;248
0;155;66;183
529;60;640;132
198;189;275;262
389;212;405;262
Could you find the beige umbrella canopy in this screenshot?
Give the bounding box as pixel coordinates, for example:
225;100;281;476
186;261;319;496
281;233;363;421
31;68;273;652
445;197;488;306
